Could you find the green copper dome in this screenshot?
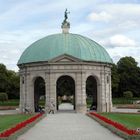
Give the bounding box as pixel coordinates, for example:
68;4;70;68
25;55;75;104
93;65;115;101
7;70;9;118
17;33;113;65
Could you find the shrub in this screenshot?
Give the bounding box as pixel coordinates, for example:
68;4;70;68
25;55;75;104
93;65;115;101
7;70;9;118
123;91;133;98
0;92;8;102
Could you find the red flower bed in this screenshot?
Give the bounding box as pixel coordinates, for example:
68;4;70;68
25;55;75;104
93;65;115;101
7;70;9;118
0;113;43;138
89;112;137;135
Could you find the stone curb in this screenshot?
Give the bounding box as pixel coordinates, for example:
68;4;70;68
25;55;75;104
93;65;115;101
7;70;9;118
87;113;140;140
0;114;46;140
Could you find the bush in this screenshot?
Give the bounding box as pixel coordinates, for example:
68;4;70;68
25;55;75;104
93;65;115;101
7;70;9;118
0;92;8;102
123;91;133;98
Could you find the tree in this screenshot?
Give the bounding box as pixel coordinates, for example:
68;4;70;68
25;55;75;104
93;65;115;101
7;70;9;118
111;64;120;97
117;56;138;73
0;92;8;102
6;70;20;99
123;91;133;98
117;57;140;97
0;63;20;99
0;64;8;92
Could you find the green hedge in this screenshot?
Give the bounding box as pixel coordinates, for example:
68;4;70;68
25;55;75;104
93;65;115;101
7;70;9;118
112;98;140;104
0;100;19;106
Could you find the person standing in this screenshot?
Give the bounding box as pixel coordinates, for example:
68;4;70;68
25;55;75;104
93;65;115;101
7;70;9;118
49;101;55;114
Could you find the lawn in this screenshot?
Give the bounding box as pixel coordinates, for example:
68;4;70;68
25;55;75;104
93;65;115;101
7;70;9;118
0;114;33;132
0;99;45;107
0;99;19;106
112;97;140;104
100;113;140;129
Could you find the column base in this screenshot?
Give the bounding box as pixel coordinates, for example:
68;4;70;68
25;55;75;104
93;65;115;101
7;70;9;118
76;104;87;113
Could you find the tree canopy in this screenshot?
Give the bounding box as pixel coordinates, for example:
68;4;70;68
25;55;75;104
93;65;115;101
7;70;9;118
0;64;19;99
112;56;140;97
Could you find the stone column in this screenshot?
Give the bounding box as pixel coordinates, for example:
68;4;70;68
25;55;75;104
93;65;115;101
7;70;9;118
45;73;51;113
97;81;101;112
109;72;112;112
105;73;109;112
19;75;25;113
49;73;56;112
75;72;86;113
81;72;87;113
24;73;34;113
104;69;112;112
100;68;106;112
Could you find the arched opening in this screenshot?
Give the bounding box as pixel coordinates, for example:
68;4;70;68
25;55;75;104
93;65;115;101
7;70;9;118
34;77;45;112
86;76;97;111
56;75;75;111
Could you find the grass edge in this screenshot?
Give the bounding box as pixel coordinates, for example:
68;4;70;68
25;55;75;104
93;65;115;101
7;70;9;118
87;113;140;140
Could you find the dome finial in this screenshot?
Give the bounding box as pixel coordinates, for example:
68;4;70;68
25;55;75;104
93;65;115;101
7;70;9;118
61;9;70;33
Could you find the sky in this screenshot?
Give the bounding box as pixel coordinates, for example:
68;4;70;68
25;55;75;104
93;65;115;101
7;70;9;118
0;0;140;71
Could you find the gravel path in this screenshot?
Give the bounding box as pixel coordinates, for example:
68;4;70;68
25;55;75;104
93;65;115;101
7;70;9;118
17;112;123;140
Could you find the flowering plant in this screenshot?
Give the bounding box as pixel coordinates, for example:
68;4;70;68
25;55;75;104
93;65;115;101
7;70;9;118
0;113;43;137
89;112;137;135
